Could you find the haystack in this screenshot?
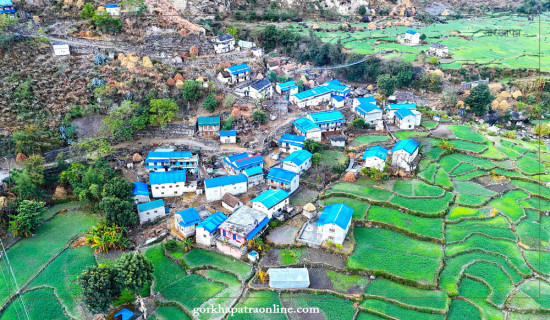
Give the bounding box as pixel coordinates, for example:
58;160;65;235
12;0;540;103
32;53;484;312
16;153;27;162
304;203;316;212
133;153;143;162
343;171;356;183
53;185;69;200
190;45;199;56
174;74;184;82
142;56;153;68
512;90;522;99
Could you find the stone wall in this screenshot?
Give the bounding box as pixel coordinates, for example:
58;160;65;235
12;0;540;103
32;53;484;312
134;123;196;139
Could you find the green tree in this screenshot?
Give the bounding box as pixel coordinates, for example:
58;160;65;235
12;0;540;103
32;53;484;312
114;253;154;294
149;99;178;128
10;200;46;237
223;115;235;130
86;221;130;253
182;80;203;102
304;139;323;154
252;109;267;124
226;25;239;41
10;169;42;200
80;3;96;18
78;265;121;313
376;74;396;97
312;152;322;167
100;178;138;227
223;94;237;108
202;93;219;113
358;5;367;15
349;118;370;129
395;69;413;87
464;84;494;116
420;33;427;41
101;100;141;141
429;56;439;65
23;155;45;186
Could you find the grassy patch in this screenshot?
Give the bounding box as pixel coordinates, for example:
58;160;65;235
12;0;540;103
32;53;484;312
0;287;70;320
452;170;488;181
447;206;489;220
447;125;485;143
455;194;488;207
231;291;286;320
319;150;348;167
394;131;428;140
326;183;394;201
422;121;438;129
447;299;480;320
145;244;187;292
450;162;477;176
161;274;226;310
450;140;487;153
489;190;529;222
154;306;191;320
327;270;369;292
517;156;546;175
419;162;438;183
454;181;497;197
280;248;305;265
445;216;515;243
464;262;515;307
361;299;444;320
434;169;452;189
457;278;505;320
183;249;252;280
391;192;453;215
366;205;443;239
350;135;390;147
282;293;356;320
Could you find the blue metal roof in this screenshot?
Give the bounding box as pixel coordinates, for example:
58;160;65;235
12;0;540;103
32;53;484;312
332;95;345;102
317;203;353;230
308;110;345;125
356;96;376;104
291;86;331;101
391;138;420;154
145;151;192;163
197;116;220;126
204;174;247;188
267;168;298;185
395;108;415;119
279;133;305;147
149;170;186;185
0;0;13;6
245;216;270;240
220;130;237;137
197;212;227;233
227;63;251;75
132;181;149;196
292;118;320;134
244;166;263;177
355;102;381;115
137;199;165;212
251;189;289;209
105;4;119;8
224;153;264;170
114;308;134;320
406;29;418;35
278;81;298;91
281;149;312;167
362;146;389;160
323;80;351;94
386;103;417;111
175;208;201;227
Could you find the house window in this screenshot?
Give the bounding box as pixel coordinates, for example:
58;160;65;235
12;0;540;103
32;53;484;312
169;185;172;188
155;187;159;189
328;236;334;240
161;192;164;195
329;228;336;232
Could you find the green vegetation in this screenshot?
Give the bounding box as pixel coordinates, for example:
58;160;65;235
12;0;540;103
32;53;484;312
391;192;453;215
361;299;444;320
183;249;252;279
422;121;438;129
490;190;528;222
350;135;389;147
394;131;428;140
280;248;305;265
366;206;443;239
327;270;369;292
446;216;516;243
447;125;485;143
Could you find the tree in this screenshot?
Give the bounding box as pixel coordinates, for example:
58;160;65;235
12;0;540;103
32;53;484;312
464;84;494;116
149;99;178;128
100;178;137;227
349;118;370;129
429;56;439;65
252;109;267;124
10;200;46;237
377;74;396;97
226;25;239;41
312;153;322;167
23;155;45;186
86;221;130;253
395;69;413;87
304;139;323;154
78;265;121;313
182;80;202;102
202;93;219;113
101;100;141;141
10;169;42;200
441;87;459;108
420;33;427;41
80;3;95;18
223;115;235;130
114;253;154;294
358;5;367;15
223;94;237;108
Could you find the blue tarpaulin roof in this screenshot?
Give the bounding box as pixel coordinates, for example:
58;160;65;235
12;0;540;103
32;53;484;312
292;118;320;134
197;212;227;233
391;138;420;154
105;4;118;8
406;29;418;34
219;130;237;137
227;63;251;75
132;181;149;196
332;95;345;102
245;216;270;240
395;108;415;119
355;102;381;115
137;199;165;212
278;134;305;147
149;170;186;185
175;208;201;227
362;146;389;160
114;308;134;320
145;151;192;163
267;168;298;185
204;174;247;188
281;149;312;166
251;189;289;209
308;110;345;125
317;203;353;230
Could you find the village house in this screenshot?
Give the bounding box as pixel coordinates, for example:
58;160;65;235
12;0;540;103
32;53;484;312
353;96;377;107
250;188;290;219
105;4;120;15
113;308;143;320
225;63;251;84
144;149;199;173
390;138;420;172
401;29;421;45
307;110;346;133
204;174;248;201
278;133;305;153
238;40;255;49
218;205;270;246
276;81;299;98
0;0;15;14
174;207;201;237
316;203;353;245
363;146;388;171
281;149;312;175
331;95;345;108
266;167;300;194
327;134;346;147
219;130;237;144
196;212;227;247
149;170;196;198
52;43;70;56
251;46;263;57
223;152;265;174
137;199;166;224
244;78;273;99
289;86;332;109
394;108;417;130
197;116;221;136
322;79;351;98
292;118;322;142
221;193;243;212
385;103;422;126
268;268;310;289
213;34;235;54
243;166;264;187
282;64;297;75
428;43;449;58
267;59;280;71
132;181;150;204
354;99;383;126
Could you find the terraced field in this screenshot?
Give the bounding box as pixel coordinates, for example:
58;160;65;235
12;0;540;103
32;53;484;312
320;126;550;319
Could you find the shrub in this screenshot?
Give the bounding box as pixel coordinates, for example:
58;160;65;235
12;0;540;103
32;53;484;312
252;109;267;124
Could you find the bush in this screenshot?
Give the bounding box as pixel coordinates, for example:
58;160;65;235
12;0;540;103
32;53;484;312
202;93;219;113
252;109;267;124
349;118;370;129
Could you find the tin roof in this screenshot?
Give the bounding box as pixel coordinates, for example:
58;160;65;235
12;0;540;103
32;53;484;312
277;81;298;91
204;174;247;188
250;189;289;209
291;86;331;101
175;208;201;227
355;102;381;115
137;199;165;212
391;138;420;154
362;146;389;160
395;108;415;119
278;134;305;147
197;116;220;126
317;203;353;229
244;166;263;177
219;130;237;137
227;63;251;75
281;149;312;166
149;170;186;185
224;153;264;170
308;110;345;124
197;212;227;233
292;118;320;134
267;168;298;185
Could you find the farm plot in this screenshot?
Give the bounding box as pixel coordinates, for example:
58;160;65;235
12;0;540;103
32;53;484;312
422;121;438;129
517;156;547;175
453;170;488;181
319;150;348;167
447;206;491;221
457;278;504;320
507;280;550;312
161;274;227;311
392;180;445;197
447;125;485;143
447;299;481;320
419;162;438;183
445;216;516;243
348;228;444;285
152;306;192;320
326;183;394;201
350;135;389;147
449;140;488;153
455;194;489;207
230;291;287;320
394;131;428;140
390;192;453;216
280;293;356;320
360;299;445;320
365;205;443;240
489;190;529;222
182;249;252;280
463;262;515;307
434;169;453;189
0;287;70;320
450;162;478;176
511;180;550;198
454;181;497;197
515;210;550;249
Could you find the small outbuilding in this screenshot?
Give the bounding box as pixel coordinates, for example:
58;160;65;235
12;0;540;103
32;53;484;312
132;181;150;204
219;130;237;144
174;207;201;237
137;199;165;224
53;43;70;56
268;268;310;289
196;212;227;247
221;192;243;212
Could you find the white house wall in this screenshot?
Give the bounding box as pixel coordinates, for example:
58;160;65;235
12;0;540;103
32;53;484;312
205;182;248;201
